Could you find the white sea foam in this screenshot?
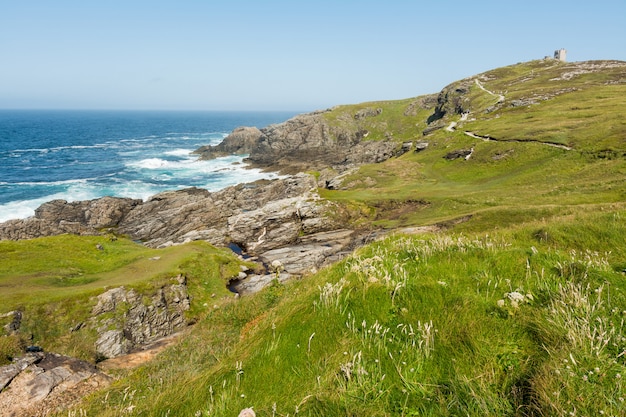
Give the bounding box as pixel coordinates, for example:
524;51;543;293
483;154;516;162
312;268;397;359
10;148;51;154
98;181;161;201
11;178;91;186
164;148;193;157
130;158;171;169
0;186;98;223
0;200;43;222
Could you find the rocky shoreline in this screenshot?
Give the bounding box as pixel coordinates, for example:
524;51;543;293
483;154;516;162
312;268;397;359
0;107;415;293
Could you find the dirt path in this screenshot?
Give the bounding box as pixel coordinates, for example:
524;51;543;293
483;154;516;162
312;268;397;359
462;79;572;151
446;111;470;132
475;78;505;102
464;131;573;150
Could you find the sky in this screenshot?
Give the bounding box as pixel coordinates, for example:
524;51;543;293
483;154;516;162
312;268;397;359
1;0;625;111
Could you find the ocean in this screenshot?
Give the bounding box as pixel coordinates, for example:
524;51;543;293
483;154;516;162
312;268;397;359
0;110;299;223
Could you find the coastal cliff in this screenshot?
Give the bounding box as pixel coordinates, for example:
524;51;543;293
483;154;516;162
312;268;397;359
193;107;426;173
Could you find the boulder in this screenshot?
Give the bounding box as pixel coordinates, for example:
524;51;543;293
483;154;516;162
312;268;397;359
444;149;474;160
415;141;429;152
0;352;111;417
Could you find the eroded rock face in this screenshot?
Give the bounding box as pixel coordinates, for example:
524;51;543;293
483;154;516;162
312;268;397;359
92;275;190;359
426;80;473;128
0;196;141;241
0;352;112;417
0;174;337;251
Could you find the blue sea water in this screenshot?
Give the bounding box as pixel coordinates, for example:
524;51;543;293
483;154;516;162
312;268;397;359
0;110;298;223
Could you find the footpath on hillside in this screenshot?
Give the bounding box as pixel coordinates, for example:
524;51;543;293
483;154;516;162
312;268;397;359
445;79;573;151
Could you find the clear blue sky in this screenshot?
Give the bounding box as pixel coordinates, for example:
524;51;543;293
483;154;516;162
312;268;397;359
1;0;624;111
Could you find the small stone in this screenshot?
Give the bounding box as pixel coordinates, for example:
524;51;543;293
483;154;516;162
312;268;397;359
238;408;256;417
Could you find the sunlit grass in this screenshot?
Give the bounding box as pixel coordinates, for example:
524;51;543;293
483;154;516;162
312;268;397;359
62;207;626;416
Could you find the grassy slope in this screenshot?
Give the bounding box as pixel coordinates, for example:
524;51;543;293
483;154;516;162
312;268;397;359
0;236;245;362
69;208;626;416
321;60;626;230
1;60;625;416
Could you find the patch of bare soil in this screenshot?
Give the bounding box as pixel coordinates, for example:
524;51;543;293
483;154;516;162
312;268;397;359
98;331;184;371
372;199;430;221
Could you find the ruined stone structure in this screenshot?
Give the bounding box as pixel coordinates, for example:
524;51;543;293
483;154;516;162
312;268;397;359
554;48;567;62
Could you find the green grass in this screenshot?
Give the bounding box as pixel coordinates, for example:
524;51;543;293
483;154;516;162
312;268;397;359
62;207;626;416
0;235;245;363
323;96;435;142
1;235;198;308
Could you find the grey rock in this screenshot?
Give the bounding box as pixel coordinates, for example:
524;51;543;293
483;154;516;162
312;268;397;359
0;353;43;391
2;310;22;333
0;174;335;251
230;272;292;294
259;229;356;275
415;141;429;152
92;287;129;315
28;365;73;401
0;352;111;417
354;107;383;119
92;278;191;359
403;94;438;116
95;330;127;358
193;111;403;174
194;126;262;159
444;149;473;160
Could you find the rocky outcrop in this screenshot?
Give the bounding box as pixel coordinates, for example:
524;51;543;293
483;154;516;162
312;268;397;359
194;110;405;174
229;229;380;295
0;174;337;251
193;126;263;159
444;148;474;160
0;352;112;417
1;310;22;334
92;275;190;359
0;196;141;241
425;80;473;131
403;94;438;116
354;107;383;119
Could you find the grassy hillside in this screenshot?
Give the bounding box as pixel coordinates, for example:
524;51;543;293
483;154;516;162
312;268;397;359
1;60;625;416
64;207;626;416
320;60;626;230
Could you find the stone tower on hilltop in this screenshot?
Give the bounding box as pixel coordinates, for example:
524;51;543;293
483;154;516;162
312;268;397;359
554;48;567;62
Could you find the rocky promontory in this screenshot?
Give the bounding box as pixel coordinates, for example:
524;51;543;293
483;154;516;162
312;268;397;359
194;109;404;174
